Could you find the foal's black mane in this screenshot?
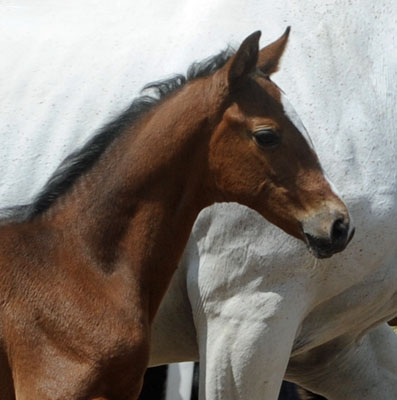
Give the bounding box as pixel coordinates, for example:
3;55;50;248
0;48;235;223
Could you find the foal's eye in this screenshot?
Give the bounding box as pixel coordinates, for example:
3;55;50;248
252;129;280;148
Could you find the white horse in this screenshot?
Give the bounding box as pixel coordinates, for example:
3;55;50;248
1;1;396;400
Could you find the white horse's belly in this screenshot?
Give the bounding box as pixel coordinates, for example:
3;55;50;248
149;252;200;366
293;257;397;355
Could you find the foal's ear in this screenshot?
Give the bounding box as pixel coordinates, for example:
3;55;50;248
227;31;261;88
257;27;290;75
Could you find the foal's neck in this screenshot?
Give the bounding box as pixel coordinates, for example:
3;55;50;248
45;82;222;318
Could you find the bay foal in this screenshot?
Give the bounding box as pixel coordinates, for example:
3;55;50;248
0;29;352;399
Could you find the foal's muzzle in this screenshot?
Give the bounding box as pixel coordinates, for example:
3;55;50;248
302;213;355;259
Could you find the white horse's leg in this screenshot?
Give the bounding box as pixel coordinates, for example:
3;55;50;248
287;323;397;399
194;294;302;400
186;204;312;400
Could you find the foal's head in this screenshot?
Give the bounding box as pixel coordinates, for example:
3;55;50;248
204;29;354;258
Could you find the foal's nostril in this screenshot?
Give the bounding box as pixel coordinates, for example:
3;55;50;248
302;214;353;258
331;218;349;245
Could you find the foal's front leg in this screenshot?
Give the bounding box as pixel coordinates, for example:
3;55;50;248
12;351;147;400
10;328;149;400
